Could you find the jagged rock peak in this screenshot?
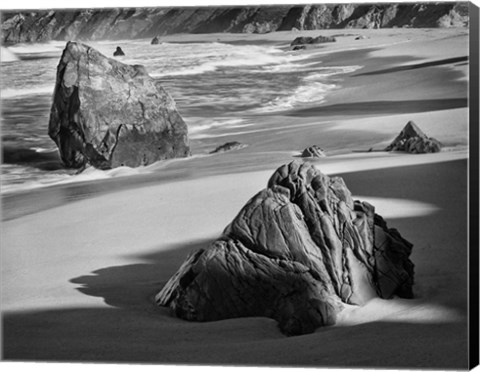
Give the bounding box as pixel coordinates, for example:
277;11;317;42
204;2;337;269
386;121;442;154
156;161;414;336
301;145;326;157
49;41;190;169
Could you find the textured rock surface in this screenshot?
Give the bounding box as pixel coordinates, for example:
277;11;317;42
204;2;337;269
210;141;247;154
301;145;326;158
2;3;469;44
386;121;442;154
291;35;336;46
48;41;190;169
156;161;414;335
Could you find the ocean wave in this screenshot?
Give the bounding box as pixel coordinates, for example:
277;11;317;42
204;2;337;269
144;43;310;77
1;47;19;63
151;64;216;77
302;65;363;81
0;85;54;99
251;81;337;114
0;164;140;194
7;41;65;55
188;118;246;134
0;154;208;194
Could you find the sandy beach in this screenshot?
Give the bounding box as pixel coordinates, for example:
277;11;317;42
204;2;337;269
1;28;471;369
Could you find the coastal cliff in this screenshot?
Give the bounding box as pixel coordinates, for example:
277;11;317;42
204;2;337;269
1;2;469;45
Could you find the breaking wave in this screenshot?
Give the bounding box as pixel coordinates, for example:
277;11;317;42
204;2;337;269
1;85;54;99
1;47;19;63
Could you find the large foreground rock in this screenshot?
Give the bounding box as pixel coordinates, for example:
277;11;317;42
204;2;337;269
386;121;442;154
156;161;414;336
48;41;190;169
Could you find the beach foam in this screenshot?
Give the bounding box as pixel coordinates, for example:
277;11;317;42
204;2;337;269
6;41;65;56
188;118;247;134
1;47;19;63
126;42;311;77
251;81;336;113
1;85;54;99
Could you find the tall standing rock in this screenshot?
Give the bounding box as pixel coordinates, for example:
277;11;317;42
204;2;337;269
48;41;190;169
156;161;414;336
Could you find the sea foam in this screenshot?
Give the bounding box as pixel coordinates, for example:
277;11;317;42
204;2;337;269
1;85;54;99
1;47;19;63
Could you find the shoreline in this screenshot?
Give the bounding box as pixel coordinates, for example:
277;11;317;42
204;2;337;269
1;27;471;368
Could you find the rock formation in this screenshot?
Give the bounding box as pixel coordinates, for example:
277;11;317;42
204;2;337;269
292;45;306;51
48;41;190;169
113;46;125;56
385;121;442;154
151;36;160;45
210;141;247;154
291;35;336;47
156;161;414;336
2;3;469;44
301;145;326;158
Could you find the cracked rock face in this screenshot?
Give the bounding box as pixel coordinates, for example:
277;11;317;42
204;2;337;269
48;41;190;169
156;161;414;336
385;121;442;154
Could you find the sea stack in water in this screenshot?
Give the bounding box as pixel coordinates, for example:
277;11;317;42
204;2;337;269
386;121;442;154
48;41;190;169
156;161;414;336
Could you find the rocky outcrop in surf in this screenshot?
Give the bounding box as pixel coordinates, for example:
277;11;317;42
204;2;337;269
48;41;190;169
386;121;442;154
210;141;247;154
1;3;469;44
156;161;414;336
291;35;336;47
301;145;326;158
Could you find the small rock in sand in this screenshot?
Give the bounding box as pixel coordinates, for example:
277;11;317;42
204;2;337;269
210;141;247;154
113;46;125;56
301;145;326;158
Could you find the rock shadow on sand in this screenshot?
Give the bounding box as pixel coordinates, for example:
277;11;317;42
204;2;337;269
70;239;214;311
2;160;469;367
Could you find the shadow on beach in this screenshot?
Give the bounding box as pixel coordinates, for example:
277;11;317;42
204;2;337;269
288;98;467;117
2;160;469;368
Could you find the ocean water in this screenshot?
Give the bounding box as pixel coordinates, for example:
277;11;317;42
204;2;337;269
1;39;361;193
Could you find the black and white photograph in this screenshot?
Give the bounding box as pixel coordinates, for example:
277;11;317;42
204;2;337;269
1;0;479;370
